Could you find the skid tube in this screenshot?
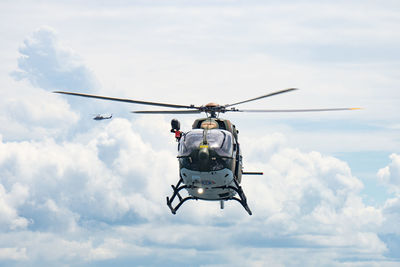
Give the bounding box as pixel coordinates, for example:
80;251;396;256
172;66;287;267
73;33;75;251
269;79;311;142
166;177;197;214
166;176;252;215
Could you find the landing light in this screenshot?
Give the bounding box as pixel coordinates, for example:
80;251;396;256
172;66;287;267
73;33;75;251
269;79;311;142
197;188;204;194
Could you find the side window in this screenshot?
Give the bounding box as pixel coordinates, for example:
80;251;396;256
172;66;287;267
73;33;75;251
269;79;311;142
213;130;233;157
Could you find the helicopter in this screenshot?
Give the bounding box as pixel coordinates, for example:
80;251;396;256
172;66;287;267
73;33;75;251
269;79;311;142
93;114;113;120
54;88;360;215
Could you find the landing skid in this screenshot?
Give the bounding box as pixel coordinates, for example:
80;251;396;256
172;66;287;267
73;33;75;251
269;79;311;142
166;177;197;215
166;176;252;215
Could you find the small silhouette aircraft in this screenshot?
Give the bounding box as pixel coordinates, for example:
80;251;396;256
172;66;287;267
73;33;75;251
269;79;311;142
93;114;113;121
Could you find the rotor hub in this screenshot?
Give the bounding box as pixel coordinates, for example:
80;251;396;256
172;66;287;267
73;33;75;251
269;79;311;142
205;102;219;108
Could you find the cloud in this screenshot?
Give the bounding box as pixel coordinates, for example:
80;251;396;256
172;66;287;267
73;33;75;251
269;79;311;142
377;153;400;195
1;26;107;142
0;247;27;261
0;79;79;141
0;118;179;231
380;197;400;235
236;136;385;255
376;154;400;257
378;196;400;259
11;26;97;92
0;183;30;230
0;116;397;265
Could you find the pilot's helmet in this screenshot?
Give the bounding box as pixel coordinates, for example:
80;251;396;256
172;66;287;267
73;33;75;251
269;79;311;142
200;120;218;129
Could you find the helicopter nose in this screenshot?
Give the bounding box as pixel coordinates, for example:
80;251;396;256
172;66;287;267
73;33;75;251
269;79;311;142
198;147;209;162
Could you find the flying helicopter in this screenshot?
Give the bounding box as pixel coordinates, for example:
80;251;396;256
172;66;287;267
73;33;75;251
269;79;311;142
54;88;360;215
93;114;113;120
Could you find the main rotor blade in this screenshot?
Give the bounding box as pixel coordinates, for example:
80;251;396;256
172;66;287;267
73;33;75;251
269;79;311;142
53;91;197;109
224;88;298;108
132;110;202;114
232;108;362;113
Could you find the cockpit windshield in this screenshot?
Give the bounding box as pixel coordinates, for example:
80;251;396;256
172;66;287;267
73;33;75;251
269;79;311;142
178;129;233;158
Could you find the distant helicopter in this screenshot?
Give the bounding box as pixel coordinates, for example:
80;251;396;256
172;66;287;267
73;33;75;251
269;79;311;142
93;114;113;120
54;88;360;215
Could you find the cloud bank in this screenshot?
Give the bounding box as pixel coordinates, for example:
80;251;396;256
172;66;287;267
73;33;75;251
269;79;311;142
0;125;395;265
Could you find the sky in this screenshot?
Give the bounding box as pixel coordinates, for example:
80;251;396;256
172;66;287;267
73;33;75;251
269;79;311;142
0;0;400;266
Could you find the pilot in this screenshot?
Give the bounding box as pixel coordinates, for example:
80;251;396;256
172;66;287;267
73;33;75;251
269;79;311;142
200;120;218;129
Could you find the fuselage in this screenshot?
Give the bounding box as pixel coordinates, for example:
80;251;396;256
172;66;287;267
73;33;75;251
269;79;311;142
93;114;112;120
177;118;242;200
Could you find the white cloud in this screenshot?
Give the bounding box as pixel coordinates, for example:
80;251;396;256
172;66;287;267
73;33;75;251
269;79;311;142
0;247;27;261
377;154;400;256
230;133;388;258
0;117;180;231
377;153;400;195
0;79;79;141
0;108;392;264
0;183;30;230
380;197;400;235
11;26;97;92
0;25;97;141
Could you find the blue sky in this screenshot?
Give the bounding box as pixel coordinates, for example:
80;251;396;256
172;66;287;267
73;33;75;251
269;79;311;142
1;0;400;266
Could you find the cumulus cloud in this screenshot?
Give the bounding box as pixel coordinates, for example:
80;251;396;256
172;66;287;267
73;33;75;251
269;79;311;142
0;118;178;230
0;117;395;265
0;183;30;230
11;26;97;92
380;198;400;235
378;153;400;195
1;26;106;141
0;247;27;261
376;154;400;258
0;80;78;141
232;135;385;256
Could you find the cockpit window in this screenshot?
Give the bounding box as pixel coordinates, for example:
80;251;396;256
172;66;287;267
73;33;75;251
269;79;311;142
178;129;233;157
